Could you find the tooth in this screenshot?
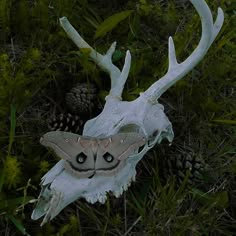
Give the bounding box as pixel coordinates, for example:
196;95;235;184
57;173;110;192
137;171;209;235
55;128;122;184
90;198;96;204
86;196;92;202
98;194;105;203
98;196;102;202
100;196;106;204
131;175;135;182
114;191;121;198
123;184;128;191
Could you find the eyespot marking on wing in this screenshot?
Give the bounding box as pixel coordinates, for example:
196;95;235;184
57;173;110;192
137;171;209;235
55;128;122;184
103;152;114;163
76;152;87;164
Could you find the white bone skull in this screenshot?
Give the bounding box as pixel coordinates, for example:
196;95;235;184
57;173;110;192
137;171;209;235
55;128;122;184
32;0;224;226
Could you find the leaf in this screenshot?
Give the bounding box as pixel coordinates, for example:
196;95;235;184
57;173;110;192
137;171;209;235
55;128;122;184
112;50;125;62
6;214;30;235
95;10;133;38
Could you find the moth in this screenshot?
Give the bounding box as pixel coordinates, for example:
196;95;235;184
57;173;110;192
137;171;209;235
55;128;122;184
40;131;146;178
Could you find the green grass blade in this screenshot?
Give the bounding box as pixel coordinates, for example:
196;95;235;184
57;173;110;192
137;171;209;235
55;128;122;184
6;214;30;236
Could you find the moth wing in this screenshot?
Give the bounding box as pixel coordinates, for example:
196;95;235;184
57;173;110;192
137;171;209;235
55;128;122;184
40;131;95;177
95;132;146;174
103;132;146;160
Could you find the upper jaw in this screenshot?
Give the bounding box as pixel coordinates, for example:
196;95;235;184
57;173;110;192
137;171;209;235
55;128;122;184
31;155;139;225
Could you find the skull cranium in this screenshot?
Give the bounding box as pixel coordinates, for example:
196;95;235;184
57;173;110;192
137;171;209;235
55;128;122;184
31;0;224;226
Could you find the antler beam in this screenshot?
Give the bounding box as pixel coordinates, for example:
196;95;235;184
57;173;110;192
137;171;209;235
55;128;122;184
60;17;131;100
143;0;224;102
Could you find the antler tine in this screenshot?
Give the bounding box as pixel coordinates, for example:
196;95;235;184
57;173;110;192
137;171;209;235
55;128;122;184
60;17;131;100
143;0;224;102
109;50;131;100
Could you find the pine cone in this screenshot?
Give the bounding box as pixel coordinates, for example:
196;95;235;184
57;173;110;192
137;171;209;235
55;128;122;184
48;113;84;133
65;83;98;115
163;153;205;185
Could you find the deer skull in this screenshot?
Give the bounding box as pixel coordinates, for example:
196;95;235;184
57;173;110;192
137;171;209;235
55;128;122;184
32;0;224;226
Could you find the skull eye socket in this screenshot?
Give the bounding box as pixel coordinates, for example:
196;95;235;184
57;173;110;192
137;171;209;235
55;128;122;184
152;129;159;137
103;152;114;163
76;152;87;164
138;144;145;153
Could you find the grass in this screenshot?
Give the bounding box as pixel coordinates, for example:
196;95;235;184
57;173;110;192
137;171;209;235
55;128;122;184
0;0;235;235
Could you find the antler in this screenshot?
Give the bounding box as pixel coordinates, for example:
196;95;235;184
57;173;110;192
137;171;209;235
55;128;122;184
59;17;131;100
143;0;224;102
60;0;224;103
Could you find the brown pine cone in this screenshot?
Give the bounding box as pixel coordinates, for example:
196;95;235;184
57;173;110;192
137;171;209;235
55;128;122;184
48;113;84;133
65;83;98;115
163;153;206;185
